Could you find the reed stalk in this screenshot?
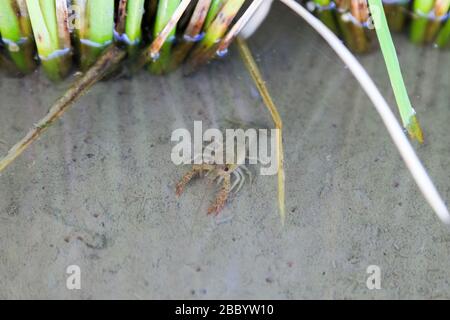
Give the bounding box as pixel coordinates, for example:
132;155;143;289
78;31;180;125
383;0;408;32
0;45;126;174
335;0;371;53
114;0;145;57
186;0;246;72
313;0;340;34
135;0;192;71
425;0;450;42
217;0;267;54
204;0;225;28
236;37;286;225
410;0;435;44
26;0;72;81
349;0;371;53
0;0;36;74
0;3;131;173
335;0;359;50
74;0;115;71
149;0;182;74
171;0;212;70
435;13;450;47
124;0;145;56
368;0;423;142
0;47;17;74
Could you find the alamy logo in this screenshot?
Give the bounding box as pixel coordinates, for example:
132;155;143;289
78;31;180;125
366;265;381;290
171;121;279;176
66;265;81;290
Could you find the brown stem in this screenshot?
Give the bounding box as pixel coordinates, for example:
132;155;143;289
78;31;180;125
171;0;212;69
349;0;370;54
0;46;126;174
236;37;286;225
116;0;129;35
134;0;193;70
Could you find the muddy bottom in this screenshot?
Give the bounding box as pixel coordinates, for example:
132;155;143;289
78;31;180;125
0;3;449;299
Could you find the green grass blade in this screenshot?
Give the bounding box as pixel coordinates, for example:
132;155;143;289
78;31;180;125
368;0;423;142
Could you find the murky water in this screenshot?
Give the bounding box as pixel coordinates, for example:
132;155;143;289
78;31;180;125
0;2;450;299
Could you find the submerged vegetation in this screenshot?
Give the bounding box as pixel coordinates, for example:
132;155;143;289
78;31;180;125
310;0;450;49
0;0;449;223
1;0;449;79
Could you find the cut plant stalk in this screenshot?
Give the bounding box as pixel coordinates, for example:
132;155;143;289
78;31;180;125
74;0;115;71
216;0;267;54
0;5;131;173
0;47;17;74
170;0;212;70
335;0;371;53
0;45;126;174
368;0;423;142
313;0;340;34
146;0;158;23
149;0;182;75
425;0;450;43
335;0;358;50
349;0;371;53
26;0;72;81
236;37;286;225
114;0;145;57
410;0;435;44
0;0;36;74
135;0;192;72
435;12;450;47
177;0;198;30
204;0;226;29
116;0;128;36
186;0;246;72
123;0;145;56
383;0;409;32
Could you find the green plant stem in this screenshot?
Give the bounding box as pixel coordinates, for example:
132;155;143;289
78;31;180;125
435;15;450;47
149;0;181;74
204;0;225;28
125;0;145;56
76;0;115;71
410;0;435;44
26;0;72;81
368;0;423;142
171;0;212;69
0;0;36;74
313;0;340;34
335;0;358;50
335;0;370;54
0;48;17;74
425;0;450;43
383;1;408;32
187;0;246;72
